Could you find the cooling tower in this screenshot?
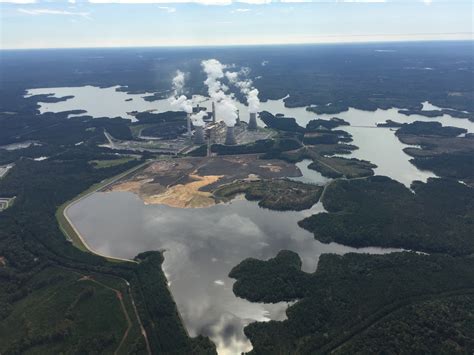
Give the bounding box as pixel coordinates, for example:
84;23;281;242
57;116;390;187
194;126;205;145
248;112;258;130
225;126;237;145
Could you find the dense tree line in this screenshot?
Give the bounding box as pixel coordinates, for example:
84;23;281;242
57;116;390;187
411;152;474;186
214;179;323;211
0;139;216;353
299;176;474;255
228;251;474;354
395;120;467;137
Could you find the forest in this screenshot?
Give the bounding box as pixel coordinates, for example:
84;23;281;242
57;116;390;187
394;121;474;187
0;113;216;353
229;251;474;354
213;179;323;211
2;42;473;115
298;176;474;256
0;41;473;354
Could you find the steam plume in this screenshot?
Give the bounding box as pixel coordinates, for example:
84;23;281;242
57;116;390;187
190;111;206;127
201;59;238;127
247;88;260;113
201;59;226;100
169;70;192;114
225;68;260;114
172;70;186;93
217;97;238;127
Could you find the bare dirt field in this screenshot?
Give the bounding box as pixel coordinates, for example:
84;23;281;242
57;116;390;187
104;155;301;208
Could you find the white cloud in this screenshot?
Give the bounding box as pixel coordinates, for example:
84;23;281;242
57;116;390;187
87;0;270;4
158;5;176;11
88;0;230;4
0;0;37;3
18;8;91;18
234;7;250;11
0;0;440;5
337;0;386;2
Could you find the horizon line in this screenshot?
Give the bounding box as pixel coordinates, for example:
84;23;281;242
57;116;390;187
1;35;472;51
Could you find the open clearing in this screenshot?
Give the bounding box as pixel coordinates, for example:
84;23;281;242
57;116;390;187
106;155;301;208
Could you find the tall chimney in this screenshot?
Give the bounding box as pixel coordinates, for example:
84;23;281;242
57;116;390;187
187;114;192;137
207;127;212;157
194;126;205;145
212;102;216;124
225;126;237;145
248;112;258;130
235;109;241;126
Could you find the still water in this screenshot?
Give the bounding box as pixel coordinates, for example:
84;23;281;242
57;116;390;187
38;85;452;353
26;86;474;187
67;160;402;355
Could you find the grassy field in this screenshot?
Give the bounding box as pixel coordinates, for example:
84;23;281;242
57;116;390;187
89;157;136;169
129;124;155;138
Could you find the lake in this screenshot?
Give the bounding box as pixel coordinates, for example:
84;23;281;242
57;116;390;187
67;163;402;354
29;85;472;353
26;86;474;187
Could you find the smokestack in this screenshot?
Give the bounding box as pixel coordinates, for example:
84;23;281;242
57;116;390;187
225;126;237;145
194;126;205;145
236;109;241;126
212;102;216;123
187;114;192;137
248;112;258;130
206;127;213;157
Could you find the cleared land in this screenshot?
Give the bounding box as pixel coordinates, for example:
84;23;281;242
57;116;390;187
106;155;301;208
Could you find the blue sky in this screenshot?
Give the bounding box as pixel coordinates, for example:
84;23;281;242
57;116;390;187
0;0;472;49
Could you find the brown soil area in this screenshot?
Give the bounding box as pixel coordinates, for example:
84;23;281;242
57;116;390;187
144;174;222;208
106;156;300;208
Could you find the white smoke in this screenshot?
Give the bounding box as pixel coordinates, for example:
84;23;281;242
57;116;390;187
224;67;260;114
247;88;260;113
172;70;186;94
169;94;193;114
190;111;207;127
169;70;193;114
225;71;239;84
201;59;238;127
217;97;238;127
201;59;227;100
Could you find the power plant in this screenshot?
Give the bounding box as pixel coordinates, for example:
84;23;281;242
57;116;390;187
185;101;265;151
212;102;216;124
194;126;205;145
248;112;258;130
169;60;268;155
186;114;192;137
225;126;237;145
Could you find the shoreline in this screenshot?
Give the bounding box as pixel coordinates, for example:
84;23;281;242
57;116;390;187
56;160;150;263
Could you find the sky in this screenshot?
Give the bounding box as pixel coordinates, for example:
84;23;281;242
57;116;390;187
0;0;472;49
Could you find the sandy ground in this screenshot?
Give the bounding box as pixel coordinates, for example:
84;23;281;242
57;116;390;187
106;156;300;208
144;174;222;208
